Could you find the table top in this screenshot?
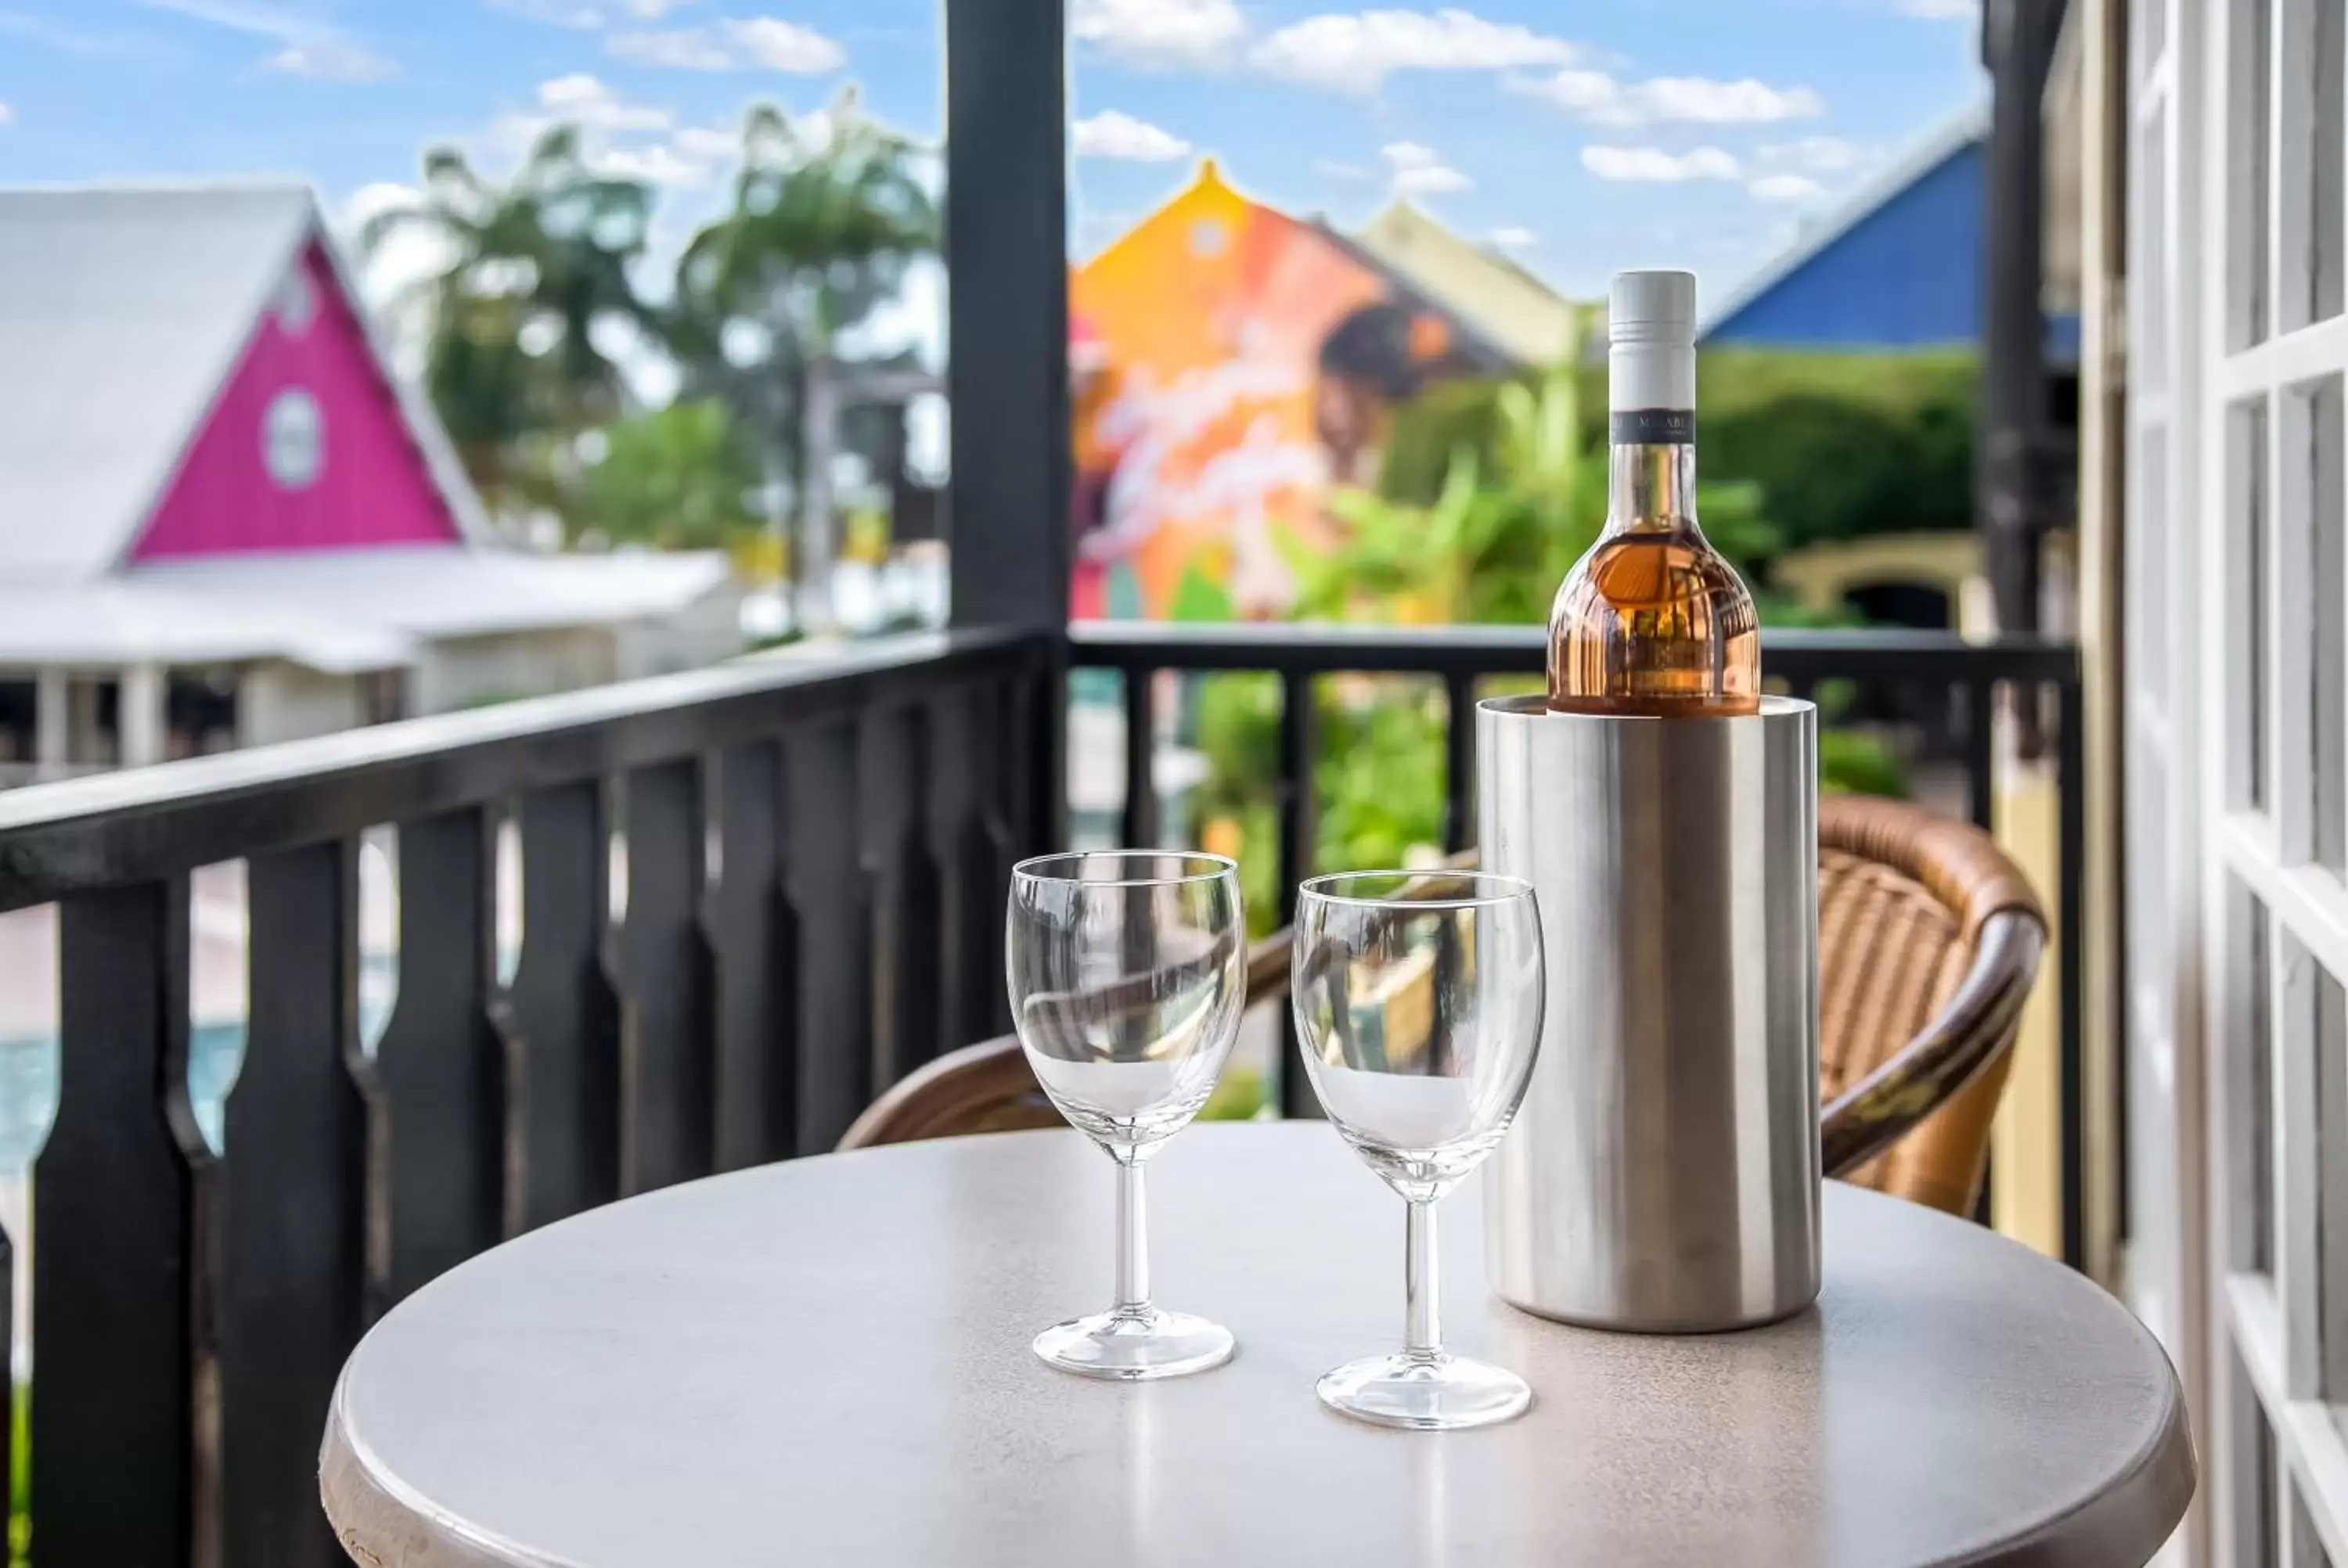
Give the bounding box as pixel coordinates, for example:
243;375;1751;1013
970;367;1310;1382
321;1123;2193;1568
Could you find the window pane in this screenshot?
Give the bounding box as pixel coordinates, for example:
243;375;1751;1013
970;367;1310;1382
2279;0;2345;329
2292;1480;2334;1567
2297;377;2346;874
2321;962;2348;1404
2230;0;2274;350
2237;397;2273;810
2236;1350;2278;1566
2235;886;2275;1273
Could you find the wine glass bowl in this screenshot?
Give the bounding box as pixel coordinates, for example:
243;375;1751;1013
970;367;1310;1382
1008;851;1246;1380
1292;869;1545;1430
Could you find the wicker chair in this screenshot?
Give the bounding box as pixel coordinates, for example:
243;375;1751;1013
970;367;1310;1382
839;794;2046;1217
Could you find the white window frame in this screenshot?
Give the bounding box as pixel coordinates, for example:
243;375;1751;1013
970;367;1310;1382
2138;0;2348;1561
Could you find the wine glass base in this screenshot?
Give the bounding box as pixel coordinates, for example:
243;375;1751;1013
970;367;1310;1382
1316;1351;1532;1430
1032;1307;1235;1381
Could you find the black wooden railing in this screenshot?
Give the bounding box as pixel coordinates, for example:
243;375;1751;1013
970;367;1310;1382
1069;620;2088;1263
0;619;2088;1566
0;629;1053;1567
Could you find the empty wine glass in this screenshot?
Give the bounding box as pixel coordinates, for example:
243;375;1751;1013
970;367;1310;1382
1009;851;1246;1379
1291;870;1545;1430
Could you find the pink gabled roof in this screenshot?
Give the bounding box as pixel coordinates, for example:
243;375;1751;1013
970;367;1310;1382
131;243;464;561
0;182;490;582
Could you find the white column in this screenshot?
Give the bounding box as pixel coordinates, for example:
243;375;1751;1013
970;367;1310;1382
119;662;167;769
34;667;70;775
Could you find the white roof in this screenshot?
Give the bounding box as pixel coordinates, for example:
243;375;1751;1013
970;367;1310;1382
1700;102;1991;338
0;181;489;582
0;545;733;673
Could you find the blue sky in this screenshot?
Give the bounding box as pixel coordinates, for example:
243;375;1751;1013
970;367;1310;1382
0;0;1985;323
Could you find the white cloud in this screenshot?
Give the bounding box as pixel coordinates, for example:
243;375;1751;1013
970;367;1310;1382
1382;140;1471;196
486;0;606;24
1896;0;1977;15
1580;145;1741;182
487;0;691;25
1072;110;1191;162
485;76;736;191
1489;225;1536;250
0;103;13;127
1254;9;1580;93
607;16;843;71
1071;0;1245;70
537;72;672;131
142;0;396;79
1518;69;1823;126
597;142;718;185
728;16;845;71
1760;135;1865;173
669;124;739;160
1313;159;1374;182
266;38;396;79
607;27;731;67
1748;173;1826;203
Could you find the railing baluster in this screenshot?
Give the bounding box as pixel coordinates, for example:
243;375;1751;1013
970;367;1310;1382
787;721;870;1149
862;707;941;1093
1122;667;1158;848
710;742;794;1169
500;782;620;1228
1443;672;1476;854
1966;681;1997;829
614;759;715;1193
221;842;366;1568
376;809;503;1304
35;879;205;1567
953;678;1016;1043
924;689;976;1055
1277;671;1323;1118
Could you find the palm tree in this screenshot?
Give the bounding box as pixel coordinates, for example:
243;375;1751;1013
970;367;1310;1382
667;89;939;627
364;127;656;520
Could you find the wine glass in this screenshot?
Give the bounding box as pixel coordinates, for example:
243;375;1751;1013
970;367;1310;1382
1291;869;1545;1430
1008;851;1246;1379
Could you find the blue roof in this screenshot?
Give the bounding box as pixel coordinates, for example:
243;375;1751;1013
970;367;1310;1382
1701;106;2062;354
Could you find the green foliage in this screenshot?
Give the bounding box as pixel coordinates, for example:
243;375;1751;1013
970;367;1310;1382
365;128;657;516
1379;348;1978;551
1289;367;1597;627
1184;351;1921;910
576;400;762;550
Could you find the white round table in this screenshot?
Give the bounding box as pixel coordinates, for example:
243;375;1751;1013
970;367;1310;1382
321;1123;2193;1566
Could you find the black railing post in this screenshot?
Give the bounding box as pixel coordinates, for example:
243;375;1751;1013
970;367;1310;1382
1279;672;1323;1118
1122;669;1158;849
1444;672;1478;854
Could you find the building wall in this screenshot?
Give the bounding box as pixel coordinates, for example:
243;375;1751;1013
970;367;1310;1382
1705;143;1986;348
238;660;363;746
412;628;618;714
133;241;462;561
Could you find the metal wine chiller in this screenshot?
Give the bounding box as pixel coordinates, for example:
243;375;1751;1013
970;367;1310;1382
1477;694;1820;1332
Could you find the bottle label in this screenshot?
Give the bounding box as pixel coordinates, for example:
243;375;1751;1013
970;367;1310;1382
1609;408;1695;445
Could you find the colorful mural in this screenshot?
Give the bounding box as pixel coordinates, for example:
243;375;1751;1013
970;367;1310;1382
1071;162;1502;620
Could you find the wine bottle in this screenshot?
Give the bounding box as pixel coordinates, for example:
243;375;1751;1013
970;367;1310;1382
1547;269;1760;717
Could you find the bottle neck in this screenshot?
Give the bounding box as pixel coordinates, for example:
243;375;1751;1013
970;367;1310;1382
1606;438;1697;535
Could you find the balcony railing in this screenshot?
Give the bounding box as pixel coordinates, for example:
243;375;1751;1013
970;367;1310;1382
0;629;1053;1567
0;620;2083;1566
1069;620;2087;1257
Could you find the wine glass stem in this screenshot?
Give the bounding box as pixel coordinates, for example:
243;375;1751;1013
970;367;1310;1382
1405;1198;1441;1361
1115;1157;1151;1314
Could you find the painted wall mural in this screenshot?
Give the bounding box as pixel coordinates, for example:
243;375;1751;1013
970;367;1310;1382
1071;164;1490;620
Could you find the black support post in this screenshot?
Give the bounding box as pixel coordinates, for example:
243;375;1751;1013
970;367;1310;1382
946;0;1069;856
